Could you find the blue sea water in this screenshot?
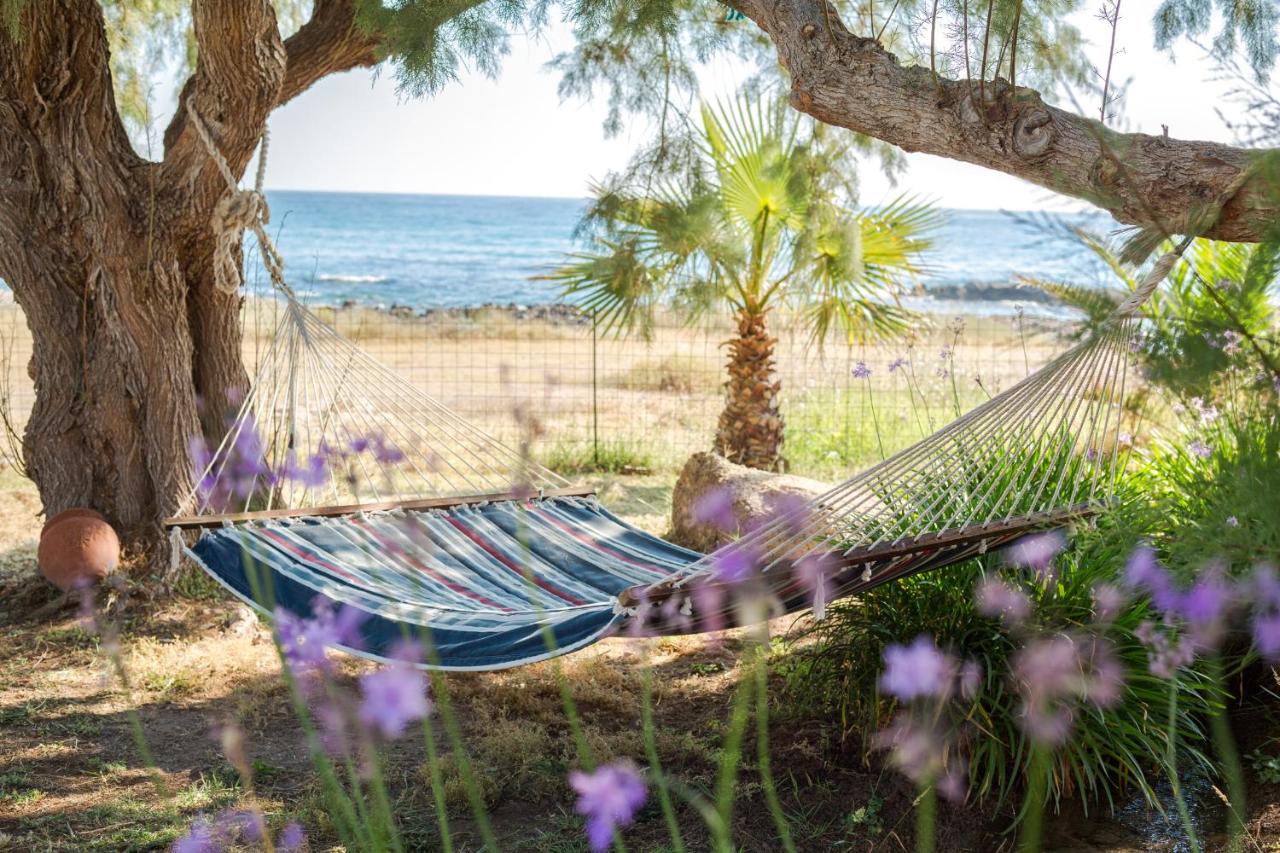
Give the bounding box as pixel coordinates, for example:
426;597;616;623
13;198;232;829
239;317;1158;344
247;190;1116;314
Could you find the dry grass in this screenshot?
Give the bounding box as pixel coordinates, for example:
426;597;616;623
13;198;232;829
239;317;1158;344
0;301;1070;478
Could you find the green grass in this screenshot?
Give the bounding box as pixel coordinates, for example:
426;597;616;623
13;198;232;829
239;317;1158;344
540;439;657;475
782;383;991;480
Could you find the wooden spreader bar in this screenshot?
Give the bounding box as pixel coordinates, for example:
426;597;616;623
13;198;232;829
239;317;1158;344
617;503;1099;609
163;486;597;530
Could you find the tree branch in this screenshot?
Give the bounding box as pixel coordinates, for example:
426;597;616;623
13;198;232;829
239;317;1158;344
160;0;287;176
733;0;1278;242
278;0;380;107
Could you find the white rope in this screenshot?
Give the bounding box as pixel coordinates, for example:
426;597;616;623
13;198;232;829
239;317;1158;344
184;99;291;297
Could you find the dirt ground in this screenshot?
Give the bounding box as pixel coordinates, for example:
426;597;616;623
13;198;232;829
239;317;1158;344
1;472;1278;851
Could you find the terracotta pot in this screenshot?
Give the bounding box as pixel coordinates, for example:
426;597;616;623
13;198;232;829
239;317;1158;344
38;513;120;592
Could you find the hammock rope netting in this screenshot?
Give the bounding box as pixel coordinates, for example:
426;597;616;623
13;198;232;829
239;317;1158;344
166;103;1184;671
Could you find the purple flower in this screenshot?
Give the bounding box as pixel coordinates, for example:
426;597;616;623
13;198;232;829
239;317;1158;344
569;762;648;852
879;636;956;702
1011;634;1122;744
277;822;306;853
348;436;371;454
690;578;727;634
371;435;405;465
358;641;431;739
172;818;220;853
888;357;908;373
283;451;328;489
274;600;367;677
938;344;953;361
975;577;1031;627
1006;530;1066;577
795;553;835;620
1091;583;1127;624
1136;621;1197;678
873;712;945;784
851;361;872;379
1124;546;1179;613
1188;439;1212;459
1253;614;1280;661
691;487;736;532
1118;431;1133;447
1179;571;1231;633
315;700;350;757
1253;564;1280;608
1226;516;1240;528
712;544;758;585
936;767;968;803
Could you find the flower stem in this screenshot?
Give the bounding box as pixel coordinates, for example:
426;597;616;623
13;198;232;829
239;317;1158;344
424;662;500;851
915;780;936;853
1165;678;1202;853
641;662;686;853
1207;654;1247;851
419;712;454;853
712;662;754;852
1018;745;1049;853
754;650;796;852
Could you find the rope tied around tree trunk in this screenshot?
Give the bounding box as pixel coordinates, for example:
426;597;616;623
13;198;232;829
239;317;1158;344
1112;156;1258;319
184;99;293;299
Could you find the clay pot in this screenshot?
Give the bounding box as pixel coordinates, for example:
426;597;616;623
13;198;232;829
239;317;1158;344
38;512;120;592
41;507;106;536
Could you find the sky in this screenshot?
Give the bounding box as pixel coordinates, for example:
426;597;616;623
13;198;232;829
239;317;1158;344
257;6;1249;211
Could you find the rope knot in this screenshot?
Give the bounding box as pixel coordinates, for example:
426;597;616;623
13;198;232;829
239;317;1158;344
211;188;271;294
186;98;292;298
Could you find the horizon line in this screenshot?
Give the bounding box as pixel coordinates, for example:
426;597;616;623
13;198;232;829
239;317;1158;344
262;186;1103;215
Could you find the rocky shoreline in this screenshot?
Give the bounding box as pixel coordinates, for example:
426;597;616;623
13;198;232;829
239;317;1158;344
336;282;1062;324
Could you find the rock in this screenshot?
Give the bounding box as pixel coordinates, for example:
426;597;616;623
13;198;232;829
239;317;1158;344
669;451;830;552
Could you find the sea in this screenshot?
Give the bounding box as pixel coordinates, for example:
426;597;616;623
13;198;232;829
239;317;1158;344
252;191;1118;317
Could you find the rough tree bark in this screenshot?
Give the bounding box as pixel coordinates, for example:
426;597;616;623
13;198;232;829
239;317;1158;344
0;0;378;567
731;0;1278;242
715;308;785;471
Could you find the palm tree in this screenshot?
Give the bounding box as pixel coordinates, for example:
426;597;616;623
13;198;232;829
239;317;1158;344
546;96;939;471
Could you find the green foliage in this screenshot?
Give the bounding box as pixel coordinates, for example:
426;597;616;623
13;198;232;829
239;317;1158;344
1247;746;1280;784
1155;0;1280;80
782;493;1221;817
1024;231;1279;398
356;0;533;98
545;93;938;342
540;439;654;474
1135;406;1280;579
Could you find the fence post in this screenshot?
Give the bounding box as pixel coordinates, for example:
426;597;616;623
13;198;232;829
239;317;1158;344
591;308;600;468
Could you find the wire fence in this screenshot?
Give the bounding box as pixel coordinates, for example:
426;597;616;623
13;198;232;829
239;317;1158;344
0;297;1074;480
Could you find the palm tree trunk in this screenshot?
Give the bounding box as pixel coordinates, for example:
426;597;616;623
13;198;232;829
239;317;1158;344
715;307;784;470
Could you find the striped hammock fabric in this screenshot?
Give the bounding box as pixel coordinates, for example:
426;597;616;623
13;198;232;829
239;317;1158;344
187;496;701;670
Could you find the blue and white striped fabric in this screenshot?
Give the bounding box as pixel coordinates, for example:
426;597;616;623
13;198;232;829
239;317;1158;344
188;496;701;670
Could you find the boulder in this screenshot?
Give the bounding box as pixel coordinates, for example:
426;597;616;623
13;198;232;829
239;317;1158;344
669;451;830;552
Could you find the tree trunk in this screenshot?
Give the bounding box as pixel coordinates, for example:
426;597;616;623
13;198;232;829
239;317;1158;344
715;308;785;471
0;0;286;569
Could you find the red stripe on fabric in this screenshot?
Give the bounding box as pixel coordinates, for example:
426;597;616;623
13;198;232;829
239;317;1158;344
351;518;513;613
526;504;672;579
445;515;588;606
258;528;361;582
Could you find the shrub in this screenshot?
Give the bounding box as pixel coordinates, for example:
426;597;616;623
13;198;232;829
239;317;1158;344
1134;405;1280;579
780;489;1222;816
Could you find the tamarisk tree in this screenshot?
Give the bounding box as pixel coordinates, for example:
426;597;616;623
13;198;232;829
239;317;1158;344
0;0;532;562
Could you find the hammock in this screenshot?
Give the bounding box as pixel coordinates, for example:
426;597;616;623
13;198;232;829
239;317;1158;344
165;284;1151;669
165;103;1177;671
